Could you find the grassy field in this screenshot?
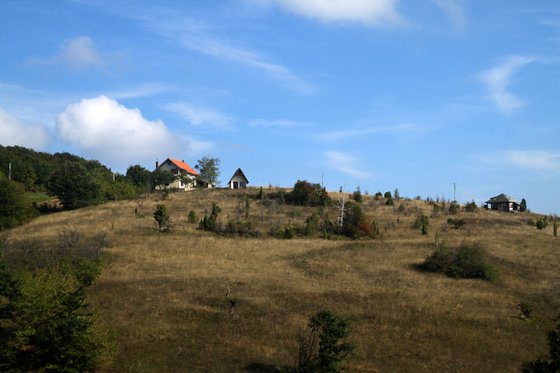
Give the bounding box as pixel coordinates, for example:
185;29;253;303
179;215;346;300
7;188;560;372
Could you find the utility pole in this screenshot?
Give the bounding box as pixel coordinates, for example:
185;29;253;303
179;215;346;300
453;182;456;202
8;162;11;180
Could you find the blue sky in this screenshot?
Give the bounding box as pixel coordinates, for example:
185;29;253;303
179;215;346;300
1;0;559;213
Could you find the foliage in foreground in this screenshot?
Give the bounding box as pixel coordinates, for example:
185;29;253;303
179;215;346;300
297;310;353;373
0;176;33;231
421;244;499;281
522;317;560;372
0;231;110;372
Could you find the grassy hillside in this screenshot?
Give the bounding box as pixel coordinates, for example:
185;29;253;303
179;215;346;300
6;188;560;372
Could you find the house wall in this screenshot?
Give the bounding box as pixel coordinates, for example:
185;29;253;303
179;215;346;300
155;161;196;190
229;175;247;189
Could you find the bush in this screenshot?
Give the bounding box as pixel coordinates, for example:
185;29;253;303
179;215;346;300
187;210;197;224
421;244;498;281
287;180;330;207
199;203;221;232
464;200;478;212
0;178;31;230
154;204;172;232
304;213;320;236
297;310;353;373
449;201;460;215
0;242;108;372
536;218;548;230
522;318;560;372
352;187;362;203
341;202;365;238
447;218;465;229
384;191;392;199
385;197;395;206
413;214;429;235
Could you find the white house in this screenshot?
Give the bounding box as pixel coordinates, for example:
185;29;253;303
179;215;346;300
154;158;198;190
227;168;249;189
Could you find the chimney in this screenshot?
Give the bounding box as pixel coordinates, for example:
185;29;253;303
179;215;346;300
182;159;185;163
155;159;159;169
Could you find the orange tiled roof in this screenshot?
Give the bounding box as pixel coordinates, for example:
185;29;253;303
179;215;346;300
169;158;198;175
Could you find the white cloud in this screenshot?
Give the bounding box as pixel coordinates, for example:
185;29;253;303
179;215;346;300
106;83;173;99
249;119;309;128
0;108;51;150
504;150;560;172
480;150;560;173
263;0;401;25
431;0;467;29
315;123;429;142
324;151;373;180
480;55;535;112
57;96;212;170
163;102;232;130
28;36;103;70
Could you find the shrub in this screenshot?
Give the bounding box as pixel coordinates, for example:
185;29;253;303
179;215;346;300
536;218;548;230
352;187;362;203
464;200;477;212
413;214;429;235
0;247;107;372
522;318;560;372
0;178;31;230
297;310;353;373
187;210;197;224
287;180;330;207
554;221;558;237
447;218;465;229
154;204;172;232
341;202;365;238
422;244;498;281
385;197;395;206
449;201;460;215
397;204;406;213
394;188;400;200
373;191;383;201
519;302;533;319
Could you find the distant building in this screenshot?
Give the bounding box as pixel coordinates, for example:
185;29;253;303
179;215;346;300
227;168;249;189
484;193;520;212
154;158;198;190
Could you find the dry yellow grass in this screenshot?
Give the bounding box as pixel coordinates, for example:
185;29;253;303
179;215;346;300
7;188;560;372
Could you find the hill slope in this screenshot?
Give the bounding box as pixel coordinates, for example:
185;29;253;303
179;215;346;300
6;188;560;372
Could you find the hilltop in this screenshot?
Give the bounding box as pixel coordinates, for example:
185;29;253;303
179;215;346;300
4;187;560;372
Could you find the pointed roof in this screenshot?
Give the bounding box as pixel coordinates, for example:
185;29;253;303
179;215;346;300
158;158;198;175
485;193;517;204
228;168;249;184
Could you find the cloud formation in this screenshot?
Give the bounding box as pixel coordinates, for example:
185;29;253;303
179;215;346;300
28;36;103;70
431;0;467;29
0;108;51;150
324;151;373;180
264;0;401;25
248;119;309;128
57;96;211;170
479;150;560;173
315;123;429;142
163;102;232;130
480;55;535;112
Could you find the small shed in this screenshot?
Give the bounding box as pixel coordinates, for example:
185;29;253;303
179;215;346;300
227;168;249;189
484;193;520;212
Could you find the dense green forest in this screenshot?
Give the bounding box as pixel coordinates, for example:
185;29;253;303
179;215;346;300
0;145;151;230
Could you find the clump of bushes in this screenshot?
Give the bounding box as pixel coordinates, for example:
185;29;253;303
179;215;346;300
286;180;330;207
421;244;498;281
536;217;548;230
199;203;221;232
449;201;460;215
297;310;353;373
464;200;478;212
